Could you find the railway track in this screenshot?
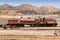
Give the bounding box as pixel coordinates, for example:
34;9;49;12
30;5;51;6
0;27;60;30
18;27;60;30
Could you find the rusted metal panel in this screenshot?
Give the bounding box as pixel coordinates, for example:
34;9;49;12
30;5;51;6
8;20;18;24
20;21;35;24
20;18;35;21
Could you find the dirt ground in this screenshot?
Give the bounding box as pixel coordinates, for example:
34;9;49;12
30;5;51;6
0;29;59;40
0;35;60;40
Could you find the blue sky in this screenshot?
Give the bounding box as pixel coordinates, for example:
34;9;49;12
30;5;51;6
0;0;60;8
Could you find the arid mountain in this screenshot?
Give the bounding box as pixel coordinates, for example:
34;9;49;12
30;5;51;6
15;4;40;14
40;6;59;14
0;4;14;10
15;4;35;10
14;4;59;14
0;4;59;15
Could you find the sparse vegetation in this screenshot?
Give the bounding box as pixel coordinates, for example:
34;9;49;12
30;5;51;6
53;11;60;14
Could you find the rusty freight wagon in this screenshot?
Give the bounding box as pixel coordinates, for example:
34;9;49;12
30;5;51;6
0;16;57;29
20;17;57;27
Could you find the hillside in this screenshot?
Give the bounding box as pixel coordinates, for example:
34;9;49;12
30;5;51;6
0;4;59;15
15;4;40;14
0;4;14;10
40;6;59;14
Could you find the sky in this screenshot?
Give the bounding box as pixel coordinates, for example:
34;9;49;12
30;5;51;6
0;0;60;8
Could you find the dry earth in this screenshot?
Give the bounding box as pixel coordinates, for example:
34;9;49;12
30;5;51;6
0;29;60;40
0;35;60;40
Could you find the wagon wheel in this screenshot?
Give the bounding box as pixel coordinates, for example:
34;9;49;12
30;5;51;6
10;25;16;29
3;25;7;29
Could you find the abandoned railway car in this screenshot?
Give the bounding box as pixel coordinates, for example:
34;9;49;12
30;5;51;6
0;16;57;29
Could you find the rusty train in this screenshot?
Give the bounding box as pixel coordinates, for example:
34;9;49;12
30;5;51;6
0;16;57;29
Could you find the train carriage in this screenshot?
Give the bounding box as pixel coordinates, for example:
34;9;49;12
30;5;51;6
0;16;57;29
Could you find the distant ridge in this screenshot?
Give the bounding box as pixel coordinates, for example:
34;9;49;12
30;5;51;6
0;4;59;15
0;4;14;10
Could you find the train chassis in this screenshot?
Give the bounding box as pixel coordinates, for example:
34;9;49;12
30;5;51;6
2;23;57;29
